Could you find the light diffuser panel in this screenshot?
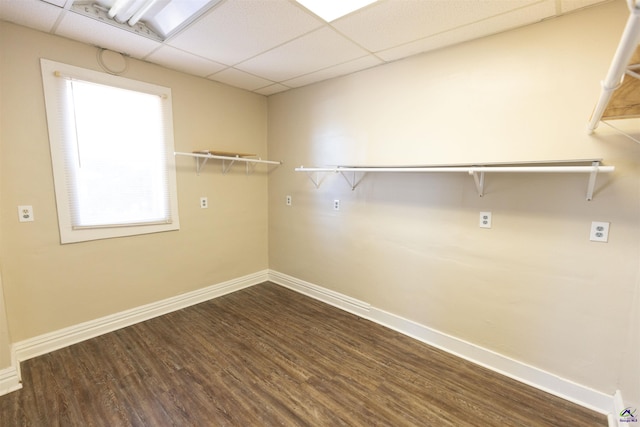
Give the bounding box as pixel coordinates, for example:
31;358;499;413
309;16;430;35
295;0;378;22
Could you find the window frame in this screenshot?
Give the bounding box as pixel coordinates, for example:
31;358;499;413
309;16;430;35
40;58;180;244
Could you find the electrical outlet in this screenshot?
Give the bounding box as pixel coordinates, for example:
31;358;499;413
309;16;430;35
333;199;340;211
479;211;491;228
18;205;34;222
590;221;609;242
200;197;208;209
286;195;292;206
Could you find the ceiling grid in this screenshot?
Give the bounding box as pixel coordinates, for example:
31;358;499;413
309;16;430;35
0;0;611;95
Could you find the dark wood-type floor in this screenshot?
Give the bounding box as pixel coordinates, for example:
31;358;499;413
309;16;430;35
1;282;607;426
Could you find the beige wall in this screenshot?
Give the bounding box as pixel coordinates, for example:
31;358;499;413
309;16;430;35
0;22;269;346
0;275;11;370
1;0;639;409
268;1;640;405
0;29;12;370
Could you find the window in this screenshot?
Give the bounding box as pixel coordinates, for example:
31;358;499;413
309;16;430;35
40;59;180;244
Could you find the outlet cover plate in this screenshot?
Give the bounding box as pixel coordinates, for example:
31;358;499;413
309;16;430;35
479;211;491;228
590;221;609;242
18;205;34;222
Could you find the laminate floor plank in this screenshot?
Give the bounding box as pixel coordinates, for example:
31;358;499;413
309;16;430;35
0;282;607;426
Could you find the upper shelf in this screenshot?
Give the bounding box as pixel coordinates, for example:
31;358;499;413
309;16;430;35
175;150;282;175
588;0;640;141
295;159;615;201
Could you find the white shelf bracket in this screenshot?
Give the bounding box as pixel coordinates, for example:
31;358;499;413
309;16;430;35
221;158;237;174
587;1;640;133
196;157;209;175
175;152;281;175
339;170;367;190
586;161;600;201
470;170;485;197
247;160;257;175
304;170;323;189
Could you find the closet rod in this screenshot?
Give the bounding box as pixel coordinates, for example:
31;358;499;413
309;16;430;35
295;165;615;173
174;151;281;165
296;162;614;200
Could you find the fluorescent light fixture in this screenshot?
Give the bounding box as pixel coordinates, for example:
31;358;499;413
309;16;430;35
71;0;222;41
295;0;378;22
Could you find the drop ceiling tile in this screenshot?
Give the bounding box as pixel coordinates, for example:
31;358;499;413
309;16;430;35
146;46;226;77
255;83;290;96
236;26;370;82
0;0;614;94
209;67;274;91
55;11;161;58
560;0;609;13
41;0;67;6
332;0;544;53
0;0;64;33
167;0;323;66
377;0;557;62
284;54;383;88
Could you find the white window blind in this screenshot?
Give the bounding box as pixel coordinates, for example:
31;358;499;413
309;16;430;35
41;59;180;243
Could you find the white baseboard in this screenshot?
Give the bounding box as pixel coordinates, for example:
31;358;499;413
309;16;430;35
0;365;21;396
268;269;615;416
268;270;371;316
609;390;624;427
13;270;269;363
609;390;639;427
6;269;617;416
